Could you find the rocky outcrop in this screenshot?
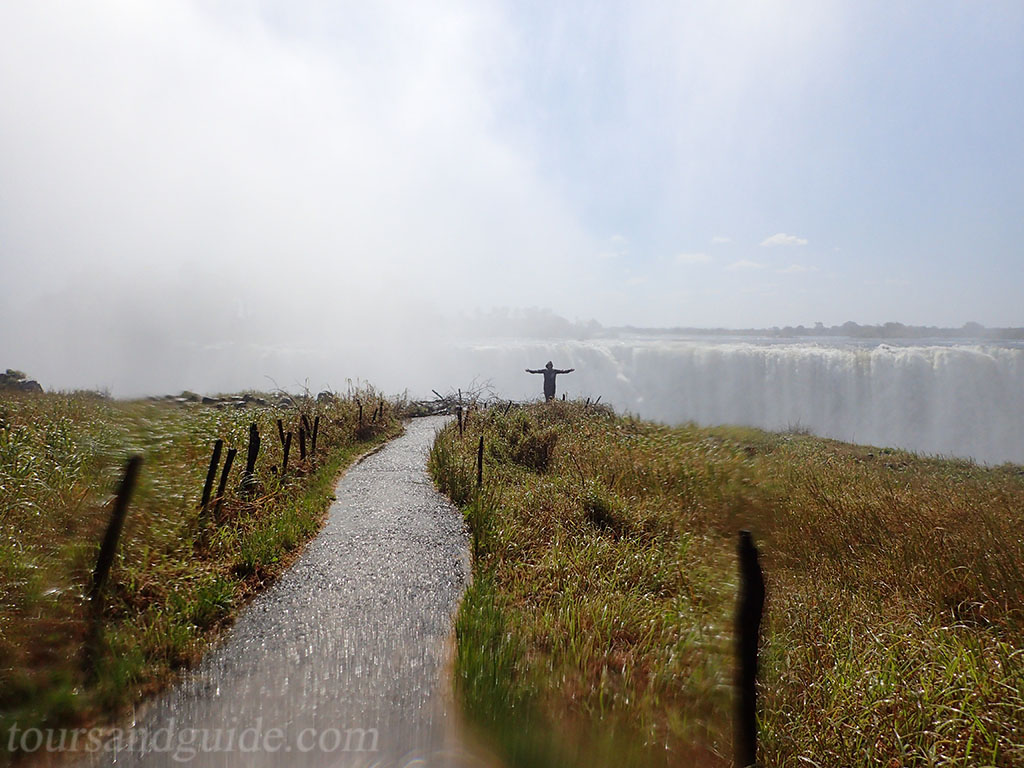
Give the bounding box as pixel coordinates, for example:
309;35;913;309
0;369;43;394
160;391;283;410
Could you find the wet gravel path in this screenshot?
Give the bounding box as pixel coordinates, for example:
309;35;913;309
91;416;479;768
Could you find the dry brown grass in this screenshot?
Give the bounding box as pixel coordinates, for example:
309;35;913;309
432;400;1024;767
0;388;402;763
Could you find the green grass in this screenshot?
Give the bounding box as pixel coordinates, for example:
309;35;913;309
0;388;402;762
430;400;1024;768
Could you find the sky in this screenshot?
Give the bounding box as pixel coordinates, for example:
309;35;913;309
1;1;1023;392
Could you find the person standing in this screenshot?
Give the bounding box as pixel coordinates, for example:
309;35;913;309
525;361;575;401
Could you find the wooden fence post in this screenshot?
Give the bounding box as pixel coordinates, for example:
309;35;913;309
89;456;143;605
213;448;237;518
735;530;765;768
282;432;292;475
84;455;142;672
241;423;260;496
457;406;464;437
200;439;223;512
244;423;260;475
299;426;307;460
277;418;286;447
477;435;484;488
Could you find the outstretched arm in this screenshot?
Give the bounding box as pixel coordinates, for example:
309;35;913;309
556;368;575;374
525;369;542;374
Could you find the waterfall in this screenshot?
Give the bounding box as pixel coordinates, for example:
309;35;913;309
51;334;1023;466
447;339;1024;465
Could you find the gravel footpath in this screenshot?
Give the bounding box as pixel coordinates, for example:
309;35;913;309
88;416;485;768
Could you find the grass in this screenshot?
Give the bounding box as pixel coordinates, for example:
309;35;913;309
0;387;402;762
429;399;1024;767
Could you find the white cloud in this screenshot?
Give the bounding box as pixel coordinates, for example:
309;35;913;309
740;282;779;295
777;264;818;274
727;259;765;271
610;234;629;251
863;278;910;288
598;234;630;260
675;252;711;264
760;233;808;247
710;235;731;245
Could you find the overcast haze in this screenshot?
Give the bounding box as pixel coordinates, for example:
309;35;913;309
2;1;1023;393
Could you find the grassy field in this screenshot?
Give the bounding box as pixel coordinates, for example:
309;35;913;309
429;400;1024;768
0;387;401;762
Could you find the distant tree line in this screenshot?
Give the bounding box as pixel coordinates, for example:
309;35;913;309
449;309;1024;341
613;321;1024;340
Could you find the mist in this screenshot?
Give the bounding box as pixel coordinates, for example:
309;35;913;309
2;2;1023;463
0;1;608;398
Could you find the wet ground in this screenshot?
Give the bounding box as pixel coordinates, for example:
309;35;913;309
87;416;483;768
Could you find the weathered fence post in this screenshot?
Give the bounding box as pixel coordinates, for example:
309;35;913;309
282;432;292;475
213;448;237;517
241;423;260;496
311;416;320;456
245;423;260;474
357;398;363;426
299;426;307;460
89;456;143;604
457;406;464;437
84;455;142;672
200;439;223;512
477;435;484;488
735;530;765;768
277;418;286;447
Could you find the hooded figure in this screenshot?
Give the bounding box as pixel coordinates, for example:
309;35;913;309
525;361;575;401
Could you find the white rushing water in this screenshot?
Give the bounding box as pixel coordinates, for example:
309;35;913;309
437;337;1024;466
29;333;1022;466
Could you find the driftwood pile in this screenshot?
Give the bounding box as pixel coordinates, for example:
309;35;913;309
408;384;505;416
